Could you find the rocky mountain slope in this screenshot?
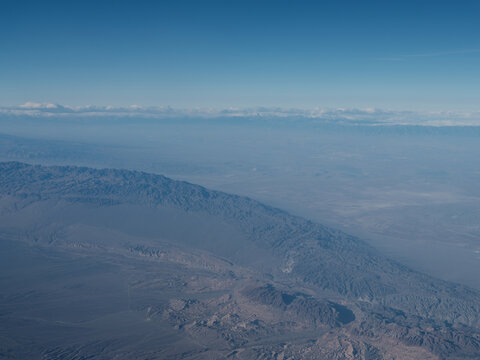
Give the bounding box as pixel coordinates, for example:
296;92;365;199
1;161;480;359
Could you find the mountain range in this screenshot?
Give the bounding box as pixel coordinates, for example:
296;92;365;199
1;161;479;359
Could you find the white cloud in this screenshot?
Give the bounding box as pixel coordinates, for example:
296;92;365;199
1;103;480;126
19;102;59;109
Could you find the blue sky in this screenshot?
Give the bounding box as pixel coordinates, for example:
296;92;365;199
1;0;479;110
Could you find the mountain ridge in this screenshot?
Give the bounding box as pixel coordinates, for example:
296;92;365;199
1;161;480;359
1;161;479;326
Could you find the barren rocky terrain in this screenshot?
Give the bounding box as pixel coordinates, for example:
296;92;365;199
1;162;480;359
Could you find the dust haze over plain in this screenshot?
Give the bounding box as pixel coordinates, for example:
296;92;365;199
2;121;480;358
1;107;480;290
